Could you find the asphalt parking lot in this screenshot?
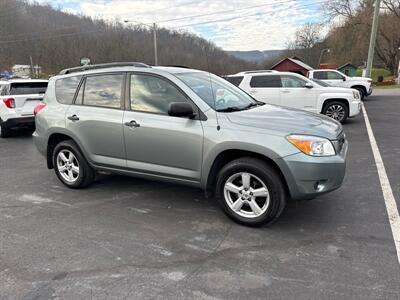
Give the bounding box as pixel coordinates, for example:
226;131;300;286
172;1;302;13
1;90;399;300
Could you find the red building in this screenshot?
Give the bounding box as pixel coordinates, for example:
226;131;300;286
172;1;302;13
271;57;313;76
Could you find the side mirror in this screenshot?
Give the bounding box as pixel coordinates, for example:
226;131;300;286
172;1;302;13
304;82;314;89
168;102;195;118
342;77;346;81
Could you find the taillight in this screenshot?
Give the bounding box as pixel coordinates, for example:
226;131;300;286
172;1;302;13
34;102;46;116
3;98;15;109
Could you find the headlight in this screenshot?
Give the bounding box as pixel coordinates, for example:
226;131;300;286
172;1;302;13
287;135;336;156
353;90;360;99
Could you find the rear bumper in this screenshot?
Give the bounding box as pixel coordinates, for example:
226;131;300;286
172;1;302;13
1;116;35;128
275;140;348;201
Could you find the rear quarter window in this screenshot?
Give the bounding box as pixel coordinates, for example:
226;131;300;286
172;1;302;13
55;76;82;105
250;75;282;88
225;76;244;87
9;82;48;95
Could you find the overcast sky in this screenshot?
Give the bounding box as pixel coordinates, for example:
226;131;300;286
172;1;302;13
36;0;327;51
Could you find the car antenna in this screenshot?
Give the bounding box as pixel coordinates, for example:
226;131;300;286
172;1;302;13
204;46;221;131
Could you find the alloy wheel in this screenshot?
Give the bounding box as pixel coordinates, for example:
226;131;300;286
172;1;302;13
325;104;345;122
223;172;270;219
56;150;80;183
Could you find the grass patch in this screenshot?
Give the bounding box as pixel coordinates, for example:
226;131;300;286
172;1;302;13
374;84;400;89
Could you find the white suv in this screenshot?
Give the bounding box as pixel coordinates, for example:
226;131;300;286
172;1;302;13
226;71;361;123
0;79;48;137
308;69;373;99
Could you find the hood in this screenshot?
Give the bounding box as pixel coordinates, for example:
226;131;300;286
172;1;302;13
225;104;342;140
349;76;372;81
318;86;355;93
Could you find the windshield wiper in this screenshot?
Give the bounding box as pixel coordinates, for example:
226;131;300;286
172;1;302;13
216;106;243;112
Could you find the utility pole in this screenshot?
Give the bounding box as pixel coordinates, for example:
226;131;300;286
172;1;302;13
153;23;158;66
365;0;381;78
124;20;158;65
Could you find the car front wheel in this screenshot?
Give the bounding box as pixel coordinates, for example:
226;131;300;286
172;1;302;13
323;101;348;123
216;157;286;227
53;140;94;188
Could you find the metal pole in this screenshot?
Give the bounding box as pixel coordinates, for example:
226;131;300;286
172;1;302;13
29;56;34;79
365;0;381;78
153;23;158;65
318;49;330;68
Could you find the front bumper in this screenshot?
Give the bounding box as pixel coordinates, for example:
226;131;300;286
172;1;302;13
275;139;348;200
349;100;362;117
1;116;35;128
367;86;373;96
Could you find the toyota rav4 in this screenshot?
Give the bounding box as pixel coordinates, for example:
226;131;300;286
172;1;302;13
33;63;348;226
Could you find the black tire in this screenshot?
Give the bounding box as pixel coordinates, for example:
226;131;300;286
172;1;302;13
0;124;12;138
52;140;94;188
322;101;349;124
216;157;286;227
355;87;365;100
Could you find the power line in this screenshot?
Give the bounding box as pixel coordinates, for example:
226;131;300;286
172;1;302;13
171;0;328;29
155;0;301;24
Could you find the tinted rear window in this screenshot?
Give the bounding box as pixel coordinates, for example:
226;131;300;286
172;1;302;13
225;76;244;87
56;76;82;104
9;82;48;95
313;71;327;80
250;75;282;88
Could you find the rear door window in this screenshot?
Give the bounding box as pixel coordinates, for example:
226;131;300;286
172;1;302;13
225;76;244;87
313;71;327;80
250;75;282;88
55;76;82;105
82;74;124;109
9;82;48;95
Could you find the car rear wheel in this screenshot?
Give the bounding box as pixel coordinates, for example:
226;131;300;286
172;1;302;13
0;124;12;138
53;140;94;188
323;101;348;123
216;157;286;227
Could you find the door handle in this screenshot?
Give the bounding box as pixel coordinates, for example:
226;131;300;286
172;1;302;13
124;120;140;128
249;90;257;94
67;115;79;121
281;90;290;93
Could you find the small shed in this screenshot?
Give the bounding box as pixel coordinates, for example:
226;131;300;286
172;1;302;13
271;57;313;76
337;63;358;77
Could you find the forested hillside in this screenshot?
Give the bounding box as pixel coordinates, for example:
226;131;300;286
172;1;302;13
0;0;258;76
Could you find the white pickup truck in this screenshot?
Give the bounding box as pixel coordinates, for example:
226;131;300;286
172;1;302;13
307;69;373;99
0;79;48;137
225;70;361;123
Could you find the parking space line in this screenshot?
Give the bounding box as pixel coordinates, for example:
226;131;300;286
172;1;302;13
362;103;400;265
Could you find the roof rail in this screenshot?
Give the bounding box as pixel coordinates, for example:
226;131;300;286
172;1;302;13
160;65;191;69
243;70;278;74
59;62;150;75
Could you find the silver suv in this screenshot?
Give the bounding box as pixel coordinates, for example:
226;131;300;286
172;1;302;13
33;63;348;226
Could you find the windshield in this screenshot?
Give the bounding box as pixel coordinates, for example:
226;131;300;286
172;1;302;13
176;72;258;112
311;78;331;87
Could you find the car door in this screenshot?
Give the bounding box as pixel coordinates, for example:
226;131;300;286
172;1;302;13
324;71;346;87
65;73;126;168
123;73;204;182
246;75;281;105
279;75;317;112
